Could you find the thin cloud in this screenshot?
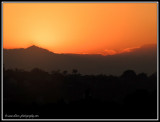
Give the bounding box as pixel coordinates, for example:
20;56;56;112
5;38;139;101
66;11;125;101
102;46;141;56
120;46;141;53
103;49;117;55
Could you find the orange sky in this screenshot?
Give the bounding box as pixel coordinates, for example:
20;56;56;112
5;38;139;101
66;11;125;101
3;2;157;55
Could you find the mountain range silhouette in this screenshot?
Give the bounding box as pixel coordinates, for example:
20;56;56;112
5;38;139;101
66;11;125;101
3;44;157;75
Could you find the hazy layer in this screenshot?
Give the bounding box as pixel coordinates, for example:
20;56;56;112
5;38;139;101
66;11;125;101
3;44;157;76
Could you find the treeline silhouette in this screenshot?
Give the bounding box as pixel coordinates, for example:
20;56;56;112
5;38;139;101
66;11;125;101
3;67;157;119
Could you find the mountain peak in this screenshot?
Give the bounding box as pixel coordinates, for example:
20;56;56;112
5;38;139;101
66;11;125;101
27;45;41;49
26;45;54;54
26;45;48;51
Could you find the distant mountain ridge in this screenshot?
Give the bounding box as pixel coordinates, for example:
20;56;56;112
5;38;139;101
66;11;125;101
3;44;157;75
4;45;54;54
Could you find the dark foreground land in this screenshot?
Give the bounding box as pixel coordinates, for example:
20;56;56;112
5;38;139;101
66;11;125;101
3;68;157;119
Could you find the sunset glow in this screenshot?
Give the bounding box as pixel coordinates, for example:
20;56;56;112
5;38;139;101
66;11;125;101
3;2;157;55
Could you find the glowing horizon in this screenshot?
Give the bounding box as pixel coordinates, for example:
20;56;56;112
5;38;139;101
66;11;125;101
3;2;157;55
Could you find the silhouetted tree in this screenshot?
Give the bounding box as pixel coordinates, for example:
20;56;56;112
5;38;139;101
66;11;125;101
137;73;147;80
72;69;78;74
121;70;137;80
63;70;68;75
